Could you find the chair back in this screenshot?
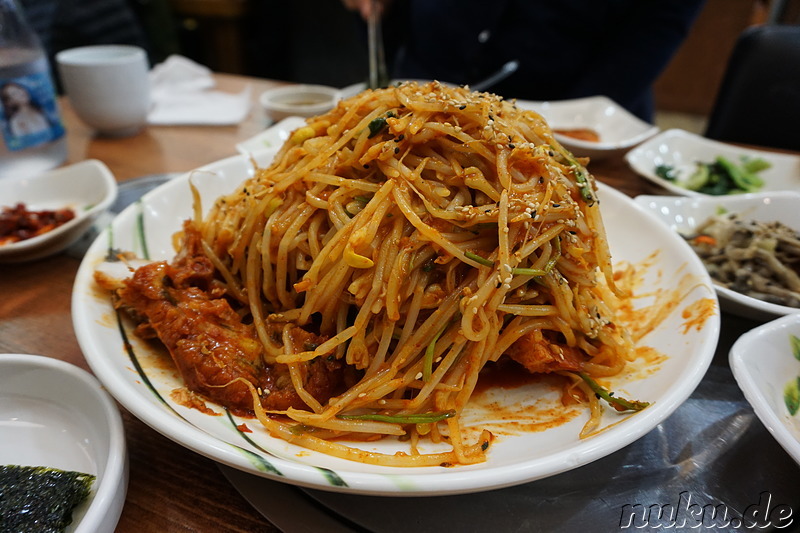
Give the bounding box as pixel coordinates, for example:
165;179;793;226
705;25;800;151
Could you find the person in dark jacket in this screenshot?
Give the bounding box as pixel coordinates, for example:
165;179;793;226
19;0;150;88
344;0;706;122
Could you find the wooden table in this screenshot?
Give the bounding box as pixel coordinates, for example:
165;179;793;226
0;74;704;532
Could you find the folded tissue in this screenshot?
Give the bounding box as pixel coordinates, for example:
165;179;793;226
147;55;252;126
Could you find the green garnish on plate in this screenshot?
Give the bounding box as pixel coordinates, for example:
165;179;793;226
577;372;650;412
784;378;800;416
790;334;800;361
655;155;771;195
783;335;800;416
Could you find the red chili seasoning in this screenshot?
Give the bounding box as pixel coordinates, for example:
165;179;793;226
0;202;76;245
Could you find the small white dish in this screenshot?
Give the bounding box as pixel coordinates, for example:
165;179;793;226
730;314;800;466
0;159;117;262
516;96;659;160
633;191;800;321
0;353;127;533
260;84;340;123
625;129;800;197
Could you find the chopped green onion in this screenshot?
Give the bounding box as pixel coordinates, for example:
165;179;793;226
511;237;561;277
337;410;456;424
465;251;494;267
552;145;594;205
423;323;449;382
785;378;800;416
572;165;595;204
290;423;310;435
577;372;650;412
510;267;548;277
546;236;562;269
367;111;395;138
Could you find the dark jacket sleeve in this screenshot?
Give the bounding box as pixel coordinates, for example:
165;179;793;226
391;0;706;121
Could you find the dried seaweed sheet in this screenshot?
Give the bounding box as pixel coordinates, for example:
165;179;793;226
0;465;95;533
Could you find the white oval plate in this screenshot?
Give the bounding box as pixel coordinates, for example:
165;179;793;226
625;129;800;197
634;191;800;321
0;159;117;262
516;96;659;160
235;116;307;166
730;314;800;466
72;125;719;496
0;353;127;533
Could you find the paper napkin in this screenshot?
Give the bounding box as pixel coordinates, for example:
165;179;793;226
147;55;252;126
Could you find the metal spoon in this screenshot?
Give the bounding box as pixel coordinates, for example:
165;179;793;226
471;59;520;92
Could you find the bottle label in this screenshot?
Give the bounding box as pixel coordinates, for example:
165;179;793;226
0;70;65;152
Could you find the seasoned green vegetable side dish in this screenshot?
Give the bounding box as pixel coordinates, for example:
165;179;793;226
655;155;771;195
0;465;95;533
785;334;800;416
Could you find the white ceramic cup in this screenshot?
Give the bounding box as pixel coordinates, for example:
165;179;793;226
56;45;150;137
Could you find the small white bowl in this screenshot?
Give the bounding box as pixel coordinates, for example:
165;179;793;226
625;129;800;197
0;353;127;533
730;314;800;467
260;84;340;122
0;159;117;262
516;95;659;160
633;191;800;320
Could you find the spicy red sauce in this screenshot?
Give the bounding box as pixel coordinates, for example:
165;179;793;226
0;202;75;245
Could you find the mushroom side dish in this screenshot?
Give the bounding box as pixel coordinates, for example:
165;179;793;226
683;212;800;307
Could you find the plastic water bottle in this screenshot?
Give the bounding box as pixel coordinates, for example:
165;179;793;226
0;0;66;178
